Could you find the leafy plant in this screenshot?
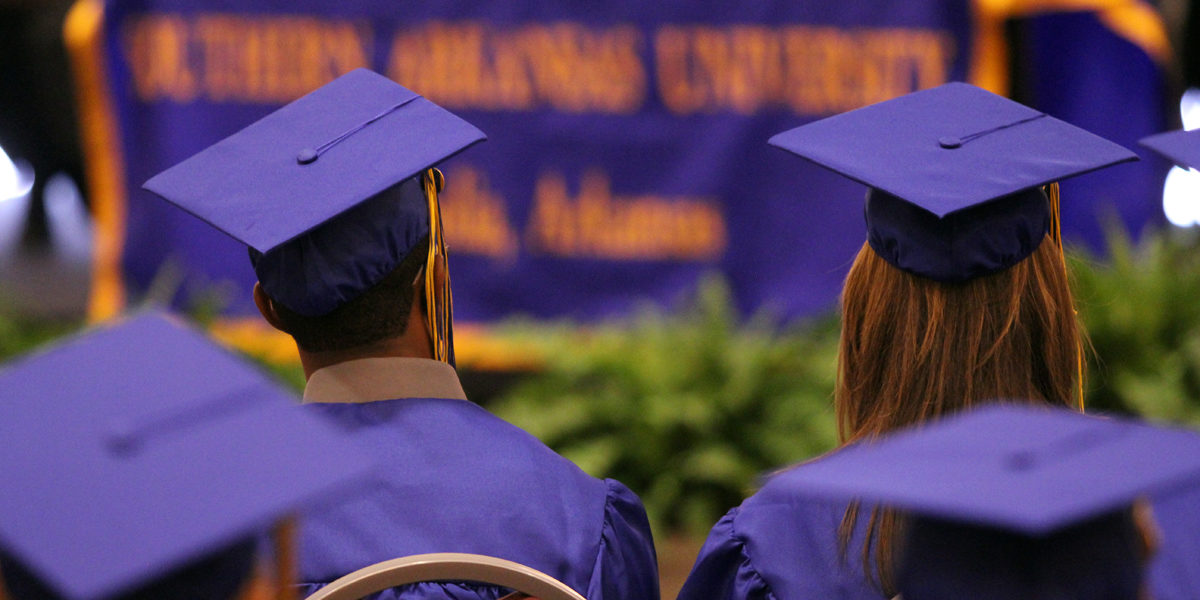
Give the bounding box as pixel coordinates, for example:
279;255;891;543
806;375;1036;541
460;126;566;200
489;276;840;537
1070;227;1200;426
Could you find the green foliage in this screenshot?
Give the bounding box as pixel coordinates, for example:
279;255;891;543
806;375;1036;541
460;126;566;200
0;304;82;362
1070;227;1200;426
490;276;840;537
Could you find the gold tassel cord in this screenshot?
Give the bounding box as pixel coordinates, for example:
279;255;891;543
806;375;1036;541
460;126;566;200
423;168;454;364
1051;180;1089;410
1047;181;1062;248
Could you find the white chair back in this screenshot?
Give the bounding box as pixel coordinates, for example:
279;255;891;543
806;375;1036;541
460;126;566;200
302;552;586;600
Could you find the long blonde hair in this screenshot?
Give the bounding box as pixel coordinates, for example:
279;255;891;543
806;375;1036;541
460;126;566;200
835;234;1083;594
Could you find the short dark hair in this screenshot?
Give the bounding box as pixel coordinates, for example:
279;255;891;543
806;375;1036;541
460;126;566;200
269;235;430;353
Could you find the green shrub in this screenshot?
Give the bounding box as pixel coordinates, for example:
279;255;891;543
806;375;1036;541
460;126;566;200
1070;228;1200;426
489;276;840;537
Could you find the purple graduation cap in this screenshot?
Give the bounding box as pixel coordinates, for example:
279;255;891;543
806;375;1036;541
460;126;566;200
0;312;374;600
1139;129;1200;170
775;404;1200;599
769;82;1137;282
142;68;486;320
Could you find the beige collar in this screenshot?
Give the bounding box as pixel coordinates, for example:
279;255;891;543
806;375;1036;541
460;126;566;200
302;357;468;404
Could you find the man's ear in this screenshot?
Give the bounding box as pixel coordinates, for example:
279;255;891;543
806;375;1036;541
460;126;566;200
252;282;288;333
411;257;448;311
431;254;448;294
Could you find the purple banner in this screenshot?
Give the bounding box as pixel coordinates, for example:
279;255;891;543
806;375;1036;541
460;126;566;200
95;0;1170;324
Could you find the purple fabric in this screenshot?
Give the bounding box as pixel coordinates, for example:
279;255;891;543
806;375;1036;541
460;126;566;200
1147;484;1200;600
248;177;428;316
680;444;1200;600
143;68;485;317
865;187;1049;282
142;69;484;255
0;312;374;600
296;581;511;600
107;3;1169;323
678;484;884;600
676;510;776;600
897;512;1143;600
767;82;1137;220
295;397;659;600
0;538;256;600
742;407;1200;536
1139;129;1200;171
1017;9;1170;254
768;81;1136;282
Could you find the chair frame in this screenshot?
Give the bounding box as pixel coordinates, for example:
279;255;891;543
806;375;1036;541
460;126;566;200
302;553;586;600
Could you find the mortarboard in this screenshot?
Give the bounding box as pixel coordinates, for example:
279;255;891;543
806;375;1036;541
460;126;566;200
0;312;374;600
773;404;1200;599
144;68;486;362
768;82;1137;282
1139;129;1200;170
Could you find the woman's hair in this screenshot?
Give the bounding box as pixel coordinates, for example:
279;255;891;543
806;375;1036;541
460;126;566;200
835;233;1083;594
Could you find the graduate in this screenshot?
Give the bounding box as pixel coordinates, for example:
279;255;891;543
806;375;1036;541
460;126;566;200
677;82;1143;600
764;404;1200;600
143;68;659;600
0;312;372;600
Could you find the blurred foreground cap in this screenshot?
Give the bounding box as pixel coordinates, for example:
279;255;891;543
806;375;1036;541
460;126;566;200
1140;129;1200;170
0;312;374;599
778;404;1200;534
768;82;1137;282
143;68;485;316
776;404;1200;599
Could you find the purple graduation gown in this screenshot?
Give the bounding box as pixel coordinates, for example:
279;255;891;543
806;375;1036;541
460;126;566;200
1146;484;1200;600
296;397;659;600
680;465;1200;600
677;469;884;600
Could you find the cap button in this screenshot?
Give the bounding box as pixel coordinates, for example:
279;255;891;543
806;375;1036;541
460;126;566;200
938;136;963;149
1005;450;1036;471
106;419;141;457
296;148;319;165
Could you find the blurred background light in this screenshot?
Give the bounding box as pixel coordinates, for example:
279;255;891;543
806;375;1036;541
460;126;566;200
0;142;35;202
0;142;34;260
43;171;92;263
1181;88;1200;129
1163;166;1200;227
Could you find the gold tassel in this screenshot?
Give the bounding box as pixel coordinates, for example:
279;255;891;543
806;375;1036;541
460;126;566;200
423;168;454;364
1046;182;1085;411
1047;181;1062;248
